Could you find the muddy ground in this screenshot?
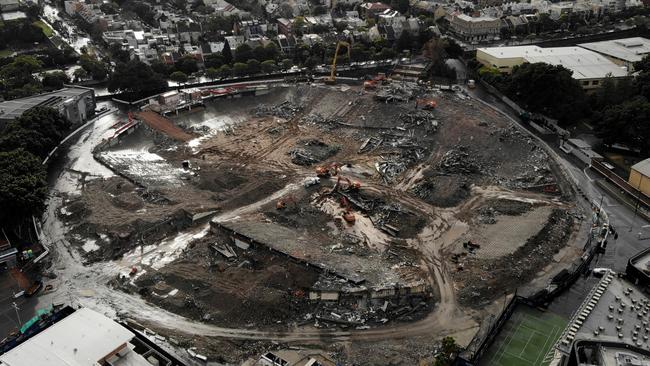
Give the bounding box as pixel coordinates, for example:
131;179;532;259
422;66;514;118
57;84;584;364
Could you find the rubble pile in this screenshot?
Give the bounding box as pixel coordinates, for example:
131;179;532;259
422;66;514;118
299;113;340;130
398;111;439;132
288;139;340;166
374;85;414;103
253;101;302;119
438;147;481;174
375;160;407;183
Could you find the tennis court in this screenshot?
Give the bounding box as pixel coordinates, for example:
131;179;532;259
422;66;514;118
480;305;568;366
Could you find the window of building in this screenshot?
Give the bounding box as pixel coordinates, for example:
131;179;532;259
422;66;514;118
592;80;599;85
582;81;589;86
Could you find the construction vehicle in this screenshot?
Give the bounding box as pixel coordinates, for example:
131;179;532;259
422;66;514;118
315;162;340;178
276;195;296;210
324;41;351;85
415;99;437;110
339;197;356;224
363;73;388;90
337;176;361;191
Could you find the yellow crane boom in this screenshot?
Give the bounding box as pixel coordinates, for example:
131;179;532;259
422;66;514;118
325;41;351;85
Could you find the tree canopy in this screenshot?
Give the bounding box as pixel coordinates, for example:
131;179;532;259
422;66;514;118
108;59;168;97
494;62;587;125
0;107;72;159
0;149;48;226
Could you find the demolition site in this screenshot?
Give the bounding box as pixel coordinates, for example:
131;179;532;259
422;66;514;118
49;80;588;363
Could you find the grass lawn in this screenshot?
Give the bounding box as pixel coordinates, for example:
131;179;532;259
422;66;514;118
480;305;568;366
32;20;54;37
0;49;13;58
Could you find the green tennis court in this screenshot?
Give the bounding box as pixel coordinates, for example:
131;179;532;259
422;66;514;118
480;305;568;366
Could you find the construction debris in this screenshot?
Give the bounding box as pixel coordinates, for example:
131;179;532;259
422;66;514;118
254;101;302;119
288;139;340;166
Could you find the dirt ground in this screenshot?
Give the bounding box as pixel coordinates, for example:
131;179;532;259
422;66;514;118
60;83;584;364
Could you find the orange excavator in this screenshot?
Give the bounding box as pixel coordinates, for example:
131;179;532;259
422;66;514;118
415;99;437;110
339;196;356;224
276;195;296;210
335;176;361;192
315;162;340;178
363;73;388;90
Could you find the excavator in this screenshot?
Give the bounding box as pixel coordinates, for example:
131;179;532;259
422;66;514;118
333;176;361;192
339;196;356;224
324;41;351;85
315;162;340;178
415;98;437;110
363;73;388;90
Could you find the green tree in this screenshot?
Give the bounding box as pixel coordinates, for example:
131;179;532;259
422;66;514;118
73;67;89;82
0;149;48;226
265;42;279;61
204;53;224;69
434;337;460;366
396;30;412;51
174;55;199;75
233;62;248;76
150;59;171;76
108;59;168;97
0;107;71;159
281;58;293;70
0;55;43;98
253;45;267;61
261;60;276;73
222;41;233;64
79;54;108;80
246;59;261;74
503;62;587;125
596;96;650;156
42;71;70;89
234;44;253;63
170;71;188;84
205;67;219;80
218;64;232;78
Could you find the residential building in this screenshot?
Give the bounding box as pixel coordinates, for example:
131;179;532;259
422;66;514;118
277;34;296;53
629;158;650;197
201;41;225;57
0;87;95;127
235;20;272;40
0;0;19;13
277;18;293;35
548;2;575;20
476;45;628;90
204;0;249;17
579;37;650;72
449;14;501;42
225;35;245;52
176;21;202;43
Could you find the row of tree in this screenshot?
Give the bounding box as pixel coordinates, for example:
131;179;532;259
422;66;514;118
0;107;71;228
481;55;650;156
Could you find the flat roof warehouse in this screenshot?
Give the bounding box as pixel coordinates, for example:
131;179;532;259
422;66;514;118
477;46;628;80
0;87;92;122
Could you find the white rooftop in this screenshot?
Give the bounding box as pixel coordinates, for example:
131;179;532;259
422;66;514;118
479;45;628;79
579;37;650;63
0;308;135;366
632;158;650;177
456;14;498;22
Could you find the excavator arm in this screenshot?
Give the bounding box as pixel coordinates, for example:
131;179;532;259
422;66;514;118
326;41;351;85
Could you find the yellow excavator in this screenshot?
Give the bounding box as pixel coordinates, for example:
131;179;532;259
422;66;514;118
324;41;351;85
